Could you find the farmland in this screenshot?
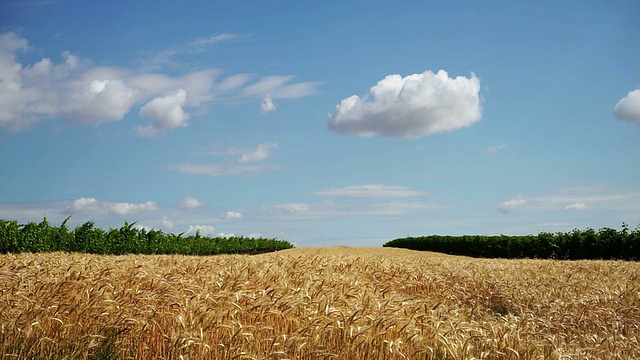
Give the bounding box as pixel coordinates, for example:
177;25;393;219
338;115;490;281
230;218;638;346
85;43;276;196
1;248;639;359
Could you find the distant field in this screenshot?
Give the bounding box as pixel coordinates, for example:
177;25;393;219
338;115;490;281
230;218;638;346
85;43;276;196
1;248;639;359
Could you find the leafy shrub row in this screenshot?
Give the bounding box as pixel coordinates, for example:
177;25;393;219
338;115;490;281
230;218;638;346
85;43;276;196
0;218;294;255
383;224;640;260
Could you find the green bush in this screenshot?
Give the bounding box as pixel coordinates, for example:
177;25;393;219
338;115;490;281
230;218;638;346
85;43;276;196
383;224;640;260
0;218;294;255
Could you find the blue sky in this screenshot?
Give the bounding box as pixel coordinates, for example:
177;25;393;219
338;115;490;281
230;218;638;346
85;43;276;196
1;0;639;247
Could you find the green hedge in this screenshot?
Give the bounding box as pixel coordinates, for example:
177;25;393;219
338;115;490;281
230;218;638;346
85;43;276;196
383;224;640;260
0;218;294;255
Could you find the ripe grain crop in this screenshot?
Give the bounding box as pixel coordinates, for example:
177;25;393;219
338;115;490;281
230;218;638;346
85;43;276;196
1;248;639;359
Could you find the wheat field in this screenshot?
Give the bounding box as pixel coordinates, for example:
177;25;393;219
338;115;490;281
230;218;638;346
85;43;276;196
1;247;638;359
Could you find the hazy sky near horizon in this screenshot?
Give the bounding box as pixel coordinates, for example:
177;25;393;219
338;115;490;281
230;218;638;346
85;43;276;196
1;0;639;246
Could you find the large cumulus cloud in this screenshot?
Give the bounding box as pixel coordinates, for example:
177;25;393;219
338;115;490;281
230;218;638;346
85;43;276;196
327;70;482;138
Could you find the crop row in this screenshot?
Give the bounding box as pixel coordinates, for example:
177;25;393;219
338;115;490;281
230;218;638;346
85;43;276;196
0;218;294;255
383;224;640;260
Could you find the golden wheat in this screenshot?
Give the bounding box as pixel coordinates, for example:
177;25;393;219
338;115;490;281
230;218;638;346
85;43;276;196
0;247;638;359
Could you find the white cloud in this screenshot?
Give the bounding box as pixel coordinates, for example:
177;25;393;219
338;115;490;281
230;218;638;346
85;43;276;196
64;197;101;214
313;185;425;198
61;51;79;68
137;89;189;135
64;78;138;125
0;38;141;129
178;195;207;209
260;95;277;113
108;201;158;215
64;198;158;216
224;211;243;219
497;197;527;213
216;232;236;238
564;202;587;211
0;32;320;132
613;89;640;125
0;31;28;53
328;70;481;138
185;225;215;236
248;233;262;239
23;57;52;77
239;142;278;163
0;33;73;130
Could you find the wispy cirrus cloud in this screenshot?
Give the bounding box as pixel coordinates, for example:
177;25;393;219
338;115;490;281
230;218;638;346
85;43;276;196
263;184;436;220
189;34;238;48
485;144;507;154
239;142;278;163
168;142;280;176
263;200;441;220
242;75;321;99
313;184;426;198
140;33;239;70
497;187;639;214
168;162;280;177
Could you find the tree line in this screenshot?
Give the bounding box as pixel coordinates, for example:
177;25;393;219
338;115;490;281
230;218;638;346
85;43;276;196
383;224;640;260
0;218;294;255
